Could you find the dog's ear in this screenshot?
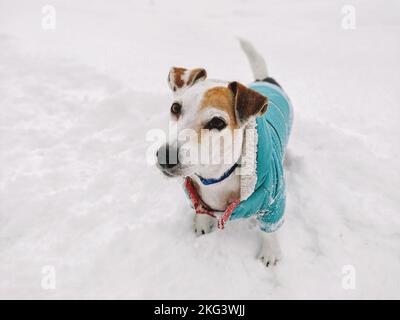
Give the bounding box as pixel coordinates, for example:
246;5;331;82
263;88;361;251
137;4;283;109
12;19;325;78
228;81;268;124
168;67;207;92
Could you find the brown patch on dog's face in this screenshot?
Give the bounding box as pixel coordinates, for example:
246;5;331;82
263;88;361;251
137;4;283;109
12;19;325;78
200;86;238;129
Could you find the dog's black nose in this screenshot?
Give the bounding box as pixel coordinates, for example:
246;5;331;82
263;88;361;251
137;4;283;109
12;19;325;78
157;144;179;169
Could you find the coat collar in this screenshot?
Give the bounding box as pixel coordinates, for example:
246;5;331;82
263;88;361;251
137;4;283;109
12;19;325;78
238;116;259;201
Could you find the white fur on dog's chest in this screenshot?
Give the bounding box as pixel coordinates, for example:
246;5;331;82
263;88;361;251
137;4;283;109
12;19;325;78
191;171;240;212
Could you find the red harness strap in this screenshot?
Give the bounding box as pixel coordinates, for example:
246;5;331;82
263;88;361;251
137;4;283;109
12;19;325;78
218;199;240;230
184;177;240;230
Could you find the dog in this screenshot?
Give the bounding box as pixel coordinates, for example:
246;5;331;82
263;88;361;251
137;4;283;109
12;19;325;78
156;39;293;267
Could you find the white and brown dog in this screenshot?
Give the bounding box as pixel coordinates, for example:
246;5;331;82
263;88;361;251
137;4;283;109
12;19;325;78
156;39;293;267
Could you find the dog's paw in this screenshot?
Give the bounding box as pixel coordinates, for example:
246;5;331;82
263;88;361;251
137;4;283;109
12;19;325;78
258;233;282;267
193;214;215;236
258;249;281;267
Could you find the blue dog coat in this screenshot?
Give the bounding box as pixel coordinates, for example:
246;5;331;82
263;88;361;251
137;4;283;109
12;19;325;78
184;81;293;232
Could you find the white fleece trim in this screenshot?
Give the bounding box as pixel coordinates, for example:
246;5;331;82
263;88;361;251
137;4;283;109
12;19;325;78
238;117;258;201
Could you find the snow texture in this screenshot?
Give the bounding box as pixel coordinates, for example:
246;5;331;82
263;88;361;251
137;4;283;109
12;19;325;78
0;0;400;299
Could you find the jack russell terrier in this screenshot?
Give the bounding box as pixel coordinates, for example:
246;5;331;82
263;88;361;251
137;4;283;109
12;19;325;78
156;39;293;267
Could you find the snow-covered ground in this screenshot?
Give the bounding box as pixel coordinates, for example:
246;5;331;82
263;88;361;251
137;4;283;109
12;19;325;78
1;0;400;299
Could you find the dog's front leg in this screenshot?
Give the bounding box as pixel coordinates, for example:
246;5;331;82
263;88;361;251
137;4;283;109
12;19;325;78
193;214;216;236
258;231;282;267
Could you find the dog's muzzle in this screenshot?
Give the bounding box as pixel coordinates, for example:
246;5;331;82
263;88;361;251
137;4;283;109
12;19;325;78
156;143;179;174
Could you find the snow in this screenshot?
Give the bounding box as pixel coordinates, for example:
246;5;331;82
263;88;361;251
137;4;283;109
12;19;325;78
1;0;400;299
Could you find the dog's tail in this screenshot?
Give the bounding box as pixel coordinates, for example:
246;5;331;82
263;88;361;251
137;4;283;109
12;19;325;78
238;37;268;81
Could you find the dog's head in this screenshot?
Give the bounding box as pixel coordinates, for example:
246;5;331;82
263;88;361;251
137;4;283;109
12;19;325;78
156;67;268;178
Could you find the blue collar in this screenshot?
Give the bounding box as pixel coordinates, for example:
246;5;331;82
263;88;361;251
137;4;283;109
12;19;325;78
196;163;239;186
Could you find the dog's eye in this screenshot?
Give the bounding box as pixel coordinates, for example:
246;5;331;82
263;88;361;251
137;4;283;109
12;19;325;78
204;117;227;131
170;103;182;116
